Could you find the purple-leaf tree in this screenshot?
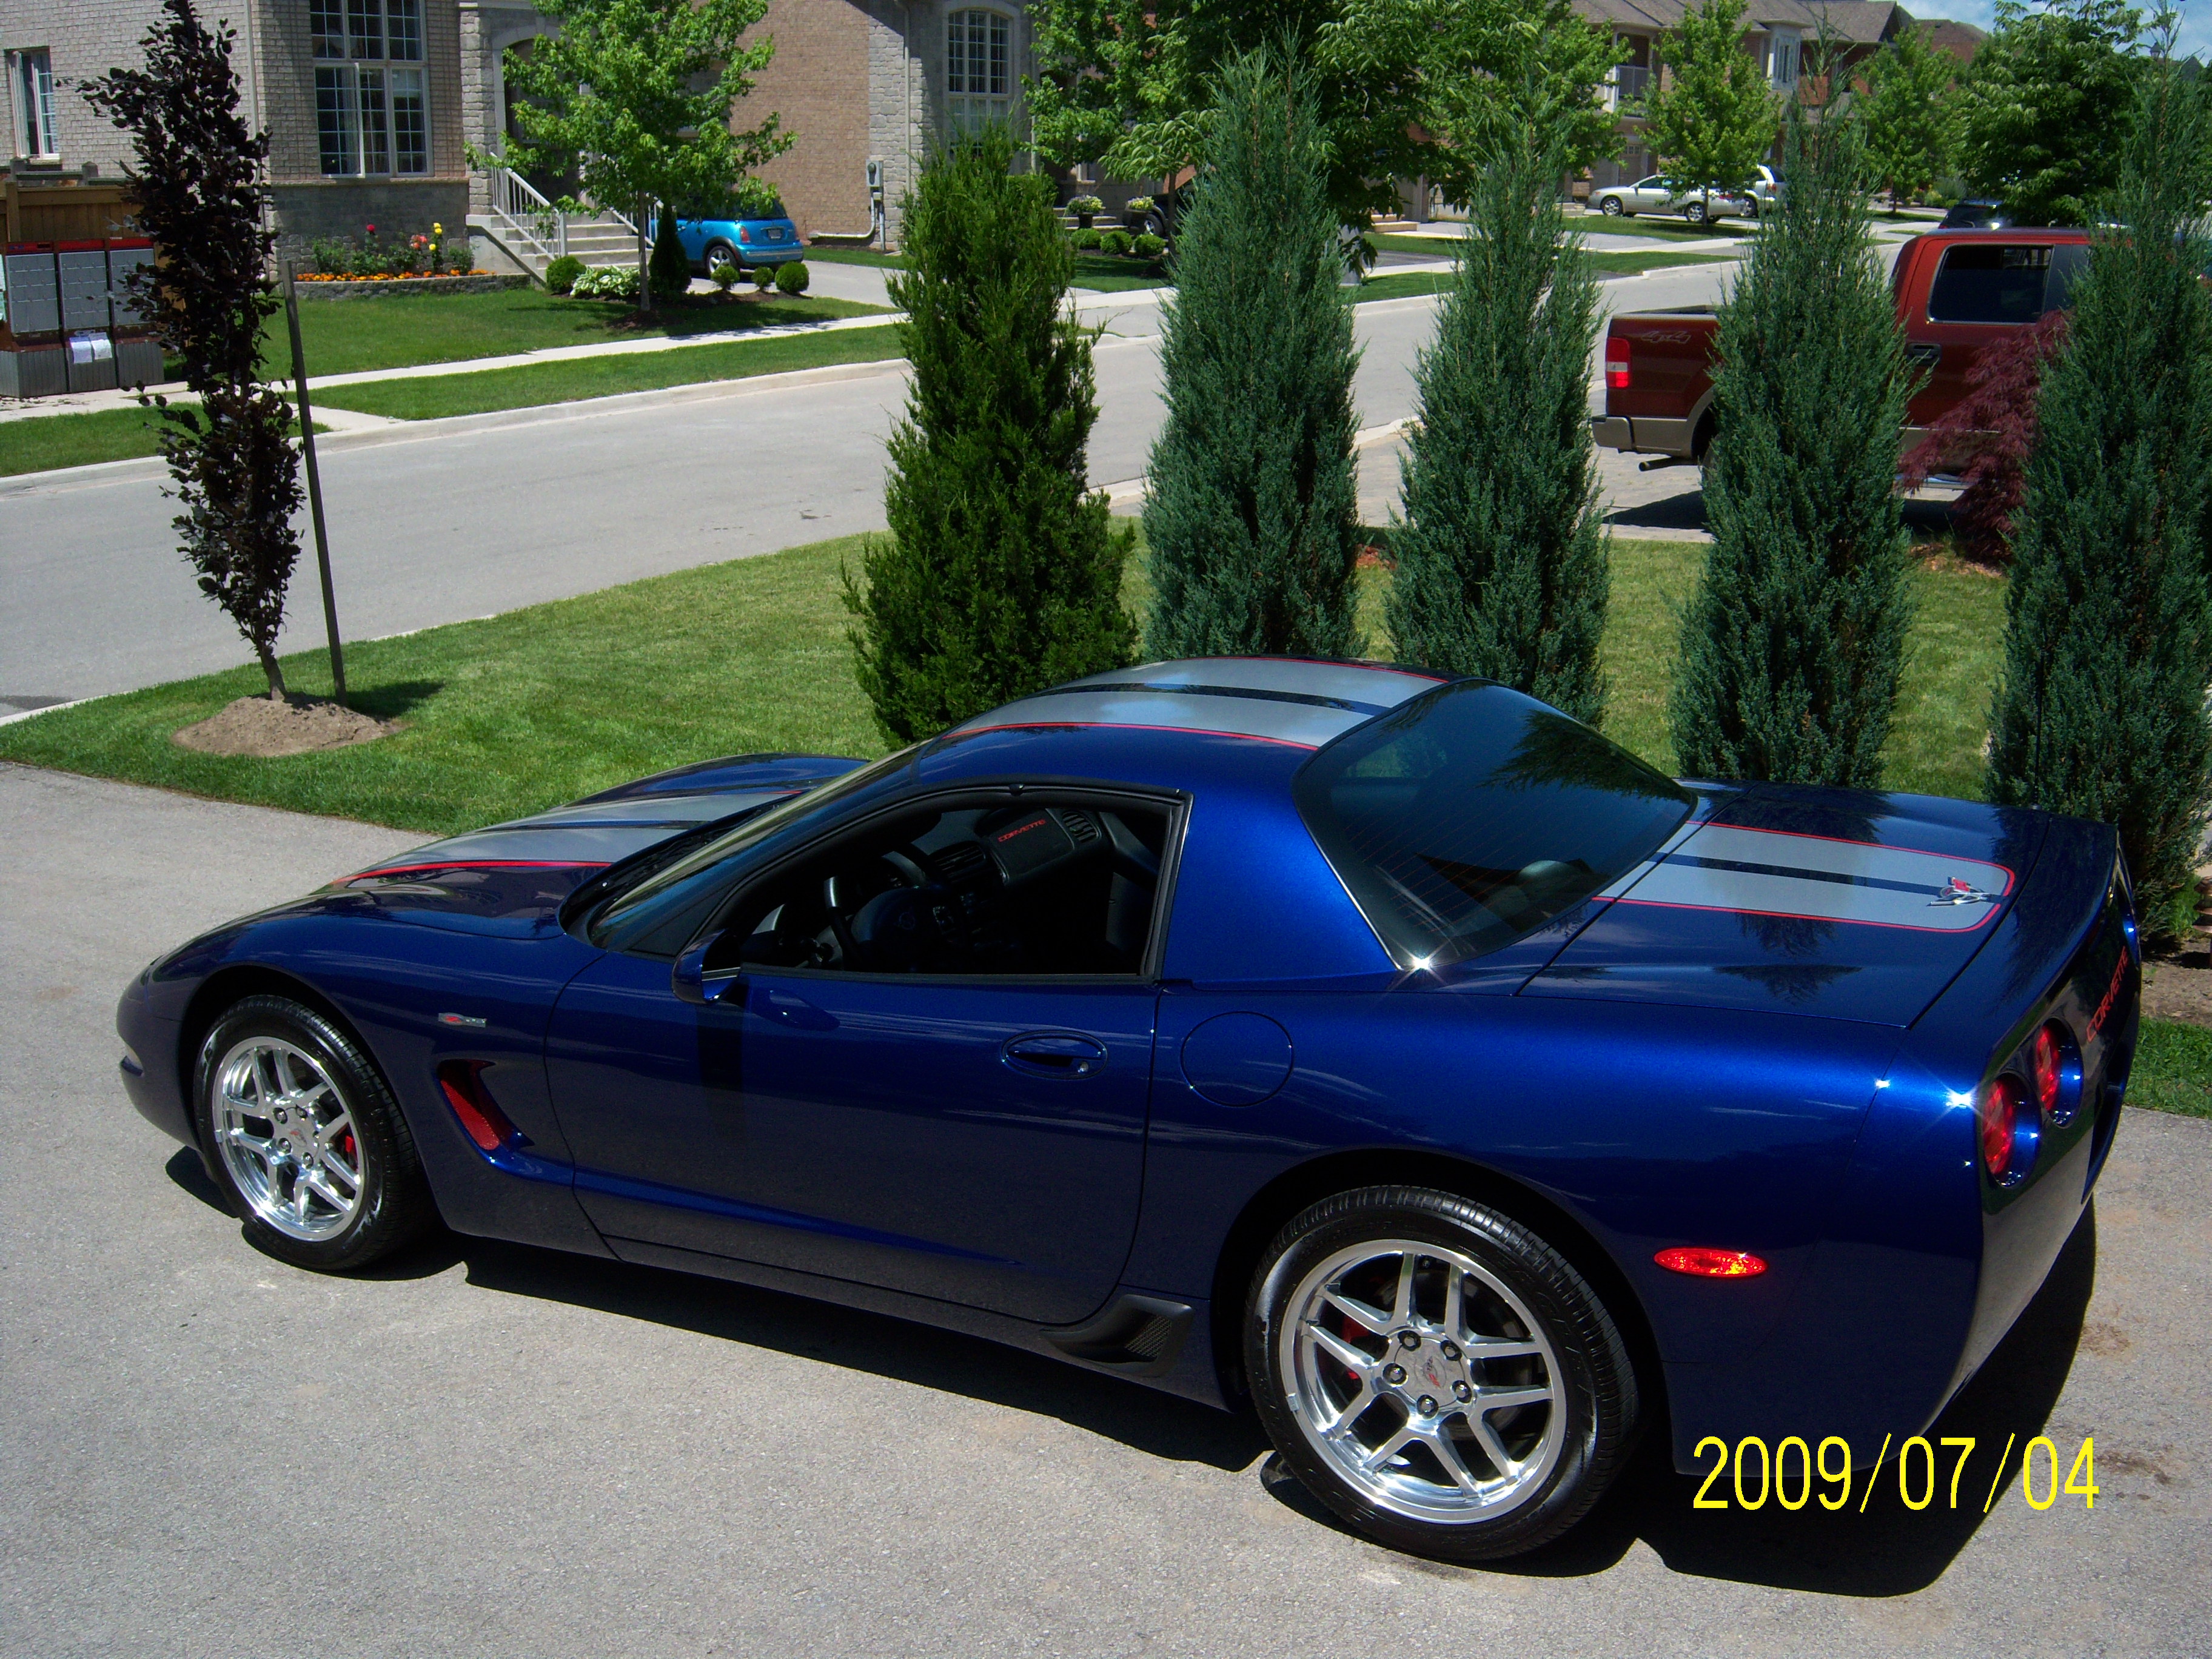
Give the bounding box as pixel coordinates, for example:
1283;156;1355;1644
1901;310;2069;565
82;0;304;700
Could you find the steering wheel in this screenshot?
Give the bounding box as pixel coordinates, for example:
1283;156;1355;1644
836;848;967;971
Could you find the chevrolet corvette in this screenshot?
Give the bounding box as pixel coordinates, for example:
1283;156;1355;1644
116;658;2137;1559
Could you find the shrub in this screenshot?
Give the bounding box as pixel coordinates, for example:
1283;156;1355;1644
753;264;775;290
649;207;691;300
774;260;810;295
1142;47;1361;661
1386;119;1609;722
309;235;356;276
1986;61;2212;942
845;124;1136;742
545;254;585;295
1131;232;1165;259
1069;195;1105;215
1071;227;1104;250
1667;86;1912;787
570;264;640;299
1100;229;1133;256
711;261;740;293
1900;309;2068;564
1124;195;1155;215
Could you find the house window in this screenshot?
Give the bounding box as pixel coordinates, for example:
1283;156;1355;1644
946;8;1011;135
1769;30;1800;87
13;48;58;159
312;0;427;176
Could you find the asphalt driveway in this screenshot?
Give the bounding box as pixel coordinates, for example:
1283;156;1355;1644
2;760;2205;1657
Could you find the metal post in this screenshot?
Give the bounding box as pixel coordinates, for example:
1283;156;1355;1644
283;260;346;706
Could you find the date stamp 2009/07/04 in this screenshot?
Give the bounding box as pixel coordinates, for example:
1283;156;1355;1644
1689;1433;2099;1513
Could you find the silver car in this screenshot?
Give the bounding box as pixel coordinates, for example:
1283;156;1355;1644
1592;175;1754;225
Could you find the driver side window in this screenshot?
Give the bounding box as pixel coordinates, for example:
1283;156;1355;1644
714;796;1171;979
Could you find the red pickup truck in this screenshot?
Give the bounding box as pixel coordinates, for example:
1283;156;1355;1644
1592;227;2093;462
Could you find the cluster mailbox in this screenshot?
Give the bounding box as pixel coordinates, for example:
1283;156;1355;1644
0;238;163;397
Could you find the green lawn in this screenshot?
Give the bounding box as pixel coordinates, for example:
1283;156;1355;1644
1356;248;1734;304
1573;212;1760;241
312;323;905;420
2130;1018;2212;1119
0;534;2002;831
0;406;327;478
267;287;888;380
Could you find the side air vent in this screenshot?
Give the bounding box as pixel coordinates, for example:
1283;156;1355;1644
1057;808;1102;846
933;841;990;883
1041;1294;1194;1377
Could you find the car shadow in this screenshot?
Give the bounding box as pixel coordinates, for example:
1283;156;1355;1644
1606;486;1708;535
1263;1205;2097;1593
164;1143;2092;1574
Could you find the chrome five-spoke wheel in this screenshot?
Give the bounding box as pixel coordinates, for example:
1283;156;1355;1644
212;1036;365;1241
1284;1239;1563;1521
1248;1186;1638;1561
193;995;435;1270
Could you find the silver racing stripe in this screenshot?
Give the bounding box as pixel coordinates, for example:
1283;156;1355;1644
1611;823;2014;933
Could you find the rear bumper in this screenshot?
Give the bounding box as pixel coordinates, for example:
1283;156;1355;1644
1591;414;1697;458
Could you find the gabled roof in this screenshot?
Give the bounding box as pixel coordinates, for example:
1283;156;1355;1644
1578;0;1909;42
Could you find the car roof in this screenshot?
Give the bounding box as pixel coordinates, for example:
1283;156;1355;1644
939;657;1447;754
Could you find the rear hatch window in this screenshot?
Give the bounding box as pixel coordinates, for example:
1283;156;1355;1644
1927;243;2082;323
1294;683;1694;967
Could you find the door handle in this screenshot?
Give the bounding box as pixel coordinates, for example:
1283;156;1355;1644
1904;342;1943;367
752;987;838;1031
1002;1032;1108;1079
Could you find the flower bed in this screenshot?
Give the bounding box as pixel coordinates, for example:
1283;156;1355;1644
293;273;531;298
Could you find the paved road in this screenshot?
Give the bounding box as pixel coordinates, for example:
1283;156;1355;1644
2;760;2207;1658
1;263;1735;706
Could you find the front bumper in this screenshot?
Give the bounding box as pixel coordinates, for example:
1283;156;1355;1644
116;976;192;1147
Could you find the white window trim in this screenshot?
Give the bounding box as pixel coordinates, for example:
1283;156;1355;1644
12;47;61;161
1768;27;1801;89
945;7;1015;137
312;0;431;178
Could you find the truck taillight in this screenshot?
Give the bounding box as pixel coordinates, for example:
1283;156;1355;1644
1606;343;1631;390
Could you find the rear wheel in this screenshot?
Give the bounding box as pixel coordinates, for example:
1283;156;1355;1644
193;996;435;1272
1247;1185;1638;1561
1682;199;1709;226
703;240;739;275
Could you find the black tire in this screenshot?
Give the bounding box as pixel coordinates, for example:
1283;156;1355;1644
1599;195;1625;217
1682;200;1708;225
703;240;739;275
192;995;436;1272
1247;1185;1638;1561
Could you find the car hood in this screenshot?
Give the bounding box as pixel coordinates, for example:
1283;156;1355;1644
330;754;863;932
1521;784;2046;1027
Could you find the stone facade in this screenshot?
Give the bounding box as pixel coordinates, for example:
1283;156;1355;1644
3;0;470;263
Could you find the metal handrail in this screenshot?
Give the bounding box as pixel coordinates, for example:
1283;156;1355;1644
486;166;642;269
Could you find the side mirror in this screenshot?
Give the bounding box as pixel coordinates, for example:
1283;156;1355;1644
672;933;740;1006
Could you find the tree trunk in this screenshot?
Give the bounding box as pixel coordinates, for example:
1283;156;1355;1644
258;646;289;702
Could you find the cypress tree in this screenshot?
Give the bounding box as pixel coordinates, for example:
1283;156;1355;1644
1142;49;1362;660
1386;115;1609;723
1985;56;2212;942
844;126;1136;742
650;203;692;301
1667;89;1914;785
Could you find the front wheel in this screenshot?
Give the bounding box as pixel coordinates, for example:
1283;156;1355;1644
1598;195;1625;217
193;996;435;1272
1247;1186;1638;1561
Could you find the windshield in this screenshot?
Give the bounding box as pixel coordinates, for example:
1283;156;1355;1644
1294;683;1693;968
590;746;917;944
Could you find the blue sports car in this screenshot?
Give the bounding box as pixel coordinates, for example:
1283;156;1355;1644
651;201;805;275
115;659;2136;1560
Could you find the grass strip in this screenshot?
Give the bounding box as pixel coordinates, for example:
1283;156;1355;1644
2127;1018;2212;1119
312;323;906;420
0;535;1999;833
266;287;886;379
1;406;328;478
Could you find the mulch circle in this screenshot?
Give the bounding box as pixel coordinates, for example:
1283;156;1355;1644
172;694;398;758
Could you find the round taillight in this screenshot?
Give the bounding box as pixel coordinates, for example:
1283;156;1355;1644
1655;1246;1768;1278
2032;1026;2062;1116
1981;1075;2022;1178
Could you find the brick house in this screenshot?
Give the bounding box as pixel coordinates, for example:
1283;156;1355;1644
463;0;1034;252
3;0;471;260
1574;0;1985;193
